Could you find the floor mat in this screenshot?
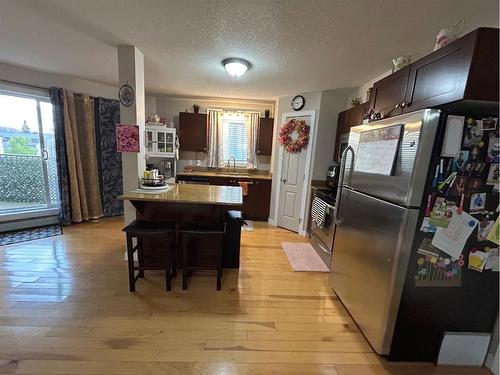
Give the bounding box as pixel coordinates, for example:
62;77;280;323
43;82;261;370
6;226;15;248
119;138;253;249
0;224;63;246
281;242;329;272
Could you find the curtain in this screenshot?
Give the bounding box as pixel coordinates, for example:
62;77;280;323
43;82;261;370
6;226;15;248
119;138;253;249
246;113;259;169
66;92;103;222
207;109;223;168
50;89;103;223
94;98;123;217
49;88;71;225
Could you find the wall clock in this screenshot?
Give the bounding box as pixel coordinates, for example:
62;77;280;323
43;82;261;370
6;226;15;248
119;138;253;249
119;84;135;107
291;95;305;111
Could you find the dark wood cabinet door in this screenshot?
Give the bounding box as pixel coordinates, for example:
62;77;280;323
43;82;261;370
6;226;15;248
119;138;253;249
403;34;474;112
334;110;350;162
247;179;271;220
178;112;207;152
371;66;410;120
257;117;274;156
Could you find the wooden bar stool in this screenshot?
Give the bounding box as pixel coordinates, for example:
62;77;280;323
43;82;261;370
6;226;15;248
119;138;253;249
179;222;226;291
122;220;177;292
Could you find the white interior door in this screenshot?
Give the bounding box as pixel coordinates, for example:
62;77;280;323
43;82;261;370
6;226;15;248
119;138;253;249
277;113;313;232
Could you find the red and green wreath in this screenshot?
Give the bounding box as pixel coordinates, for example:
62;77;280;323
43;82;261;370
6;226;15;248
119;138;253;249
279;119;310;153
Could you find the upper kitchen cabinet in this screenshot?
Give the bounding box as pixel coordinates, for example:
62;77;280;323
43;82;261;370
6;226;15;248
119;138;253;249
178;112;207;152
145;125;176;158
370;27;499;121
370;66;410;119
403;27;498;111
257;117;274;156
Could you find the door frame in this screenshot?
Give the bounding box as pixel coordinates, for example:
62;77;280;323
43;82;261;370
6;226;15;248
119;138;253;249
275;110;317;235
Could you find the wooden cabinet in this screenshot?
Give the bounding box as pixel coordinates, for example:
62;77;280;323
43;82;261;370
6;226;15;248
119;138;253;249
208;176;271;220
369;27;498;121
145;125;175;157
371;66;409;119
404;28;498;111
257;117;274;156
333;102;369;161
178;112;207;152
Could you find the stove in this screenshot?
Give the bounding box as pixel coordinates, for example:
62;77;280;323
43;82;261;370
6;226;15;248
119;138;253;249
309;186;337;269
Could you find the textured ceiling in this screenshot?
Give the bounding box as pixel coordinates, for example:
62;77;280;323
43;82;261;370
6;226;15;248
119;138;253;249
0;0;498;100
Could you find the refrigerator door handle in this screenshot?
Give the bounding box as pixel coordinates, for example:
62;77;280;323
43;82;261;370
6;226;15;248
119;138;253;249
334;145;354;225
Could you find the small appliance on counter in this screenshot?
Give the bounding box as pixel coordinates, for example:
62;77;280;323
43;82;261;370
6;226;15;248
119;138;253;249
326;163;340;189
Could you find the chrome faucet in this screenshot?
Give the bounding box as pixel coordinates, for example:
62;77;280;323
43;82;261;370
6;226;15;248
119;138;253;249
227;156;236;171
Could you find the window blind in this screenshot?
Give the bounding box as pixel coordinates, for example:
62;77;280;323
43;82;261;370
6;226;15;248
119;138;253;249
222;118;247;165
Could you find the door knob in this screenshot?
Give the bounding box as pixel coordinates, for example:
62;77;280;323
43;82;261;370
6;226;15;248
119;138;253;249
281;178;287;183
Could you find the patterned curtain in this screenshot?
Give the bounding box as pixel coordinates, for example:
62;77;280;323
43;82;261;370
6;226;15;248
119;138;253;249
246;112;259;169
207;109;223;168
49;88;71;225
94;98;123;217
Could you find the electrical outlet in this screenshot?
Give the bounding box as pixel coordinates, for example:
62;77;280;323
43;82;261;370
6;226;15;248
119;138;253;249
195;160;201;166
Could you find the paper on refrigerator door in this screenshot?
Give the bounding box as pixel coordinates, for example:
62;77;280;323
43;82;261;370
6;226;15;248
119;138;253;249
432;208;478;259
354;124;402;176
441;115;465;157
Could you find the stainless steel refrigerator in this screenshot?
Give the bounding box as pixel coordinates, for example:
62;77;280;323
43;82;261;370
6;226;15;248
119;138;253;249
329;108;499;361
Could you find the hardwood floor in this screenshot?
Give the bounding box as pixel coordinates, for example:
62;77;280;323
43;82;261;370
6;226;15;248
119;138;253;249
0;217;492;374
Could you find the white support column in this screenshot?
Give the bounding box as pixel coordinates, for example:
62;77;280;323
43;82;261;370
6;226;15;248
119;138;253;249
117;45;146;226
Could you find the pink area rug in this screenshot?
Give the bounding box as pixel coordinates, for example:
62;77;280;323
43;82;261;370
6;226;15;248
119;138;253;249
281;242;329;272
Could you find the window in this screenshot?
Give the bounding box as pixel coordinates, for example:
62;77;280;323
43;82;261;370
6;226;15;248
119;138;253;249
0;87;59;216
221;113;247;167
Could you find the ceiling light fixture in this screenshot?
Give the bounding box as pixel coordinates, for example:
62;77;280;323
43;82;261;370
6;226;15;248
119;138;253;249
222;58;250;78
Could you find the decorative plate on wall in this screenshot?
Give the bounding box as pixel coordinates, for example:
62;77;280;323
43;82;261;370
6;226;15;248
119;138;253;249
119;84;135;107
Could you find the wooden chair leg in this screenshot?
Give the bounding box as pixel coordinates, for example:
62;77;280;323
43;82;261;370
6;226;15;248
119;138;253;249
126;234;136;292
137;237;144;278
182;235;188;290
216;234;223;291
171;230;177;278
165;234;172;292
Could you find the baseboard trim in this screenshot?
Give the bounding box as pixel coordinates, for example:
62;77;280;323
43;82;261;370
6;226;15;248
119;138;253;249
267;218;277;226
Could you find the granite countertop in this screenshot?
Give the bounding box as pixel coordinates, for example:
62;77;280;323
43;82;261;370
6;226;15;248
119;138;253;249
118;184;243;206
176;170;272;180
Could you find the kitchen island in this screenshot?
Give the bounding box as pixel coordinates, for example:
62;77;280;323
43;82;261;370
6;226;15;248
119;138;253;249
119;184;243;266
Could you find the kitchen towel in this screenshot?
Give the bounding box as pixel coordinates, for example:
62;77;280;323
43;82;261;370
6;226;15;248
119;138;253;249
238;181;250;196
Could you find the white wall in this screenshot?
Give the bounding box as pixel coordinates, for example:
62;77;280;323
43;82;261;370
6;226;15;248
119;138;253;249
150;95;275;171
0;61;118;98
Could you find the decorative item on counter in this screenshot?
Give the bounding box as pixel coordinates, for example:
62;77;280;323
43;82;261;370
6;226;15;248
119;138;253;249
278;118;310;153
429;197;455;228
468;248;489;272
391;54;416;72
264;108;270;118
433;19;464;51
146;114;167;125
193;104;200;114
415;238;462;287
350;97;361;107
366;87;373;103
116;124;140;152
